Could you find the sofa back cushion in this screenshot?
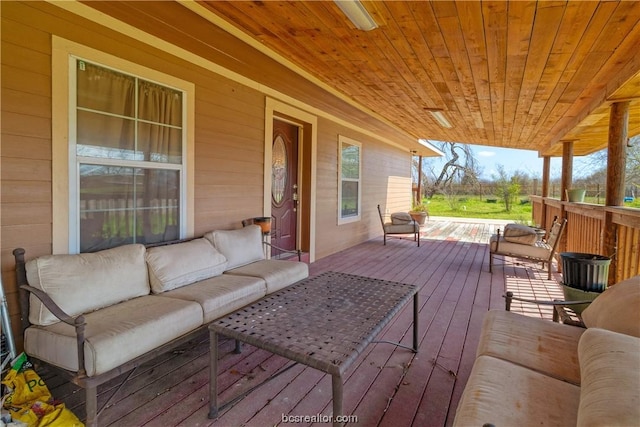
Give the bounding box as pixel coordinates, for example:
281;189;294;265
204;225;265;270
25;244;149;326
577;328;640;426
146;238;228;293
581;275;640;337
502;223;538;245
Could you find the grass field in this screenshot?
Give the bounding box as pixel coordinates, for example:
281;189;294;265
424;194;640;222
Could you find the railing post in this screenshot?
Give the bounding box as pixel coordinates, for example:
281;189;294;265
604;101;630;284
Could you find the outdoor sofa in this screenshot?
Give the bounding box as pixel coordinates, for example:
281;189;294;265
12;224;308;427
453;275;640;426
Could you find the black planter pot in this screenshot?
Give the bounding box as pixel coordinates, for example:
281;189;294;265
560;252;611;292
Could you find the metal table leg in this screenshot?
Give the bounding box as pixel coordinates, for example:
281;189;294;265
413;293;419;352
332;374;343;427
208;331;219;418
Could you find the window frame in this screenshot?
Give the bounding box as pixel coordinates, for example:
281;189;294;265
337;135;362;224
52;37;195;253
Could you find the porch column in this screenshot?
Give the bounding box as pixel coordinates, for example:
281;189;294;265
559;141;574;256
560;140;574;202
604;101;630;284
541;156;550;229
417;154;423;205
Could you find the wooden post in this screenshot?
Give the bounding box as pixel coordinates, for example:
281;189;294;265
604;101;630;284
560;141;573;202
559;142;574;257
417;154;423;205
541;156;550;229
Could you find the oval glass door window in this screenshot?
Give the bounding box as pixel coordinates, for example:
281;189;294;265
272;135;287;204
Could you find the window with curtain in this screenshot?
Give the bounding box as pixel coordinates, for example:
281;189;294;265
73;60;185;252
338;136;362;223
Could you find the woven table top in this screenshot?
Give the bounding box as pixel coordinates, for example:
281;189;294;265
210;271;418;376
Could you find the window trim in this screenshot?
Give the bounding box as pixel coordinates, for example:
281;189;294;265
337;135;362;225
52;36;195;253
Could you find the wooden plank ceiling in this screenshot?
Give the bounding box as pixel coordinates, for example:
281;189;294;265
86;1;640;157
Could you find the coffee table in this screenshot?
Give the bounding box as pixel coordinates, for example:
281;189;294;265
208;271;419;426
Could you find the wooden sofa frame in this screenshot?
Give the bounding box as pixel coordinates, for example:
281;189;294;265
12;237;302;426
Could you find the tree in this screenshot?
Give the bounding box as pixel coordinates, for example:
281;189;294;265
415;141;482;199
493;165;522;212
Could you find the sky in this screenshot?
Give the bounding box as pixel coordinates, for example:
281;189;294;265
428;143;602;180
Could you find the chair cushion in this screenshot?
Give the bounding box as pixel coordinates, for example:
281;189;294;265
390;212;412;225
224;259;309;293
204;225;265;269
163;274;266;323
476;310;585;385
453;355;580;427
577;328;640;426
24;295;203;376
490;235;551;260
384;223;418;234
502;223;538;245
146;238;228;293
581;275;640;337
25;244;149;326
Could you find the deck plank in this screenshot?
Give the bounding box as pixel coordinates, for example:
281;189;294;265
35;219;568;427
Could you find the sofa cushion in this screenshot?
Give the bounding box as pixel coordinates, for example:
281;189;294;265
25;244;149;326
490;234;551;259
146;238;228;293
163;274;266;323
577;328;640;426
224;259;309;293
502;223;538;245
581;275;640;337
204;225;265;269
390;212;412;225
476;310;585;385
452;355;580;427
23;295;203;376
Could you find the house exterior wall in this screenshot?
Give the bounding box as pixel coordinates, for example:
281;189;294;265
1;1;413;346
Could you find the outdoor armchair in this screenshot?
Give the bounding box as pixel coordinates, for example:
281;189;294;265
489;217;567;279
377;204;420;247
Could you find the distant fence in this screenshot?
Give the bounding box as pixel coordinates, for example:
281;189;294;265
418;182;633;203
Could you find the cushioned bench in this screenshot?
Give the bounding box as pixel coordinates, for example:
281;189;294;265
13;225;308;427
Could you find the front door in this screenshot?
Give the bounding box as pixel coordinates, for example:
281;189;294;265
271;119;299;255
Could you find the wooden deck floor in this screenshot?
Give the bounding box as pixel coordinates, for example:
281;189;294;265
41;219;566;427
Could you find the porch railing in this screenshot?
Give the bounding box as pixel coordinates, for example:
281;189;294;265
531;196;640;283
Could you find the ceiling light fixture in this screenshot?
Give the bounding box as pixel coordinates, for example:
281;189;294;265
429;110;452;128
334;0;378;31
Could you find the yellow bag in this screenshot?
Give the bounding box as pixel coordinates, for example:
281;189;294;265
2;353;83;427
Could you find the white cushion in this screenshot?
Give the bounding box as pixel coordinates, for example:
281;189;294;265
577;328;640;426
390;212;412;225
582;275;640;337
453;355;580;427
204;225;265;269
24;295;203;376
224;259;309;293
163;275;266;323
490;235;551;260
26;244;149;326
145;238;228;293
503;223;538;245
476;310;585;385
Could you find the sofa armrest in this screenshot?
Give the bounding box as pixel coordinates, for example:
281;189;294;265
504;291;591;326
20;284;88;375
